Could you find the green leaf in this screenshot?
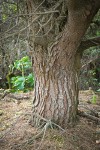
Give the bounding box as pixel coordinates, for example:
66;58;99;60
11;76;25;90
20;56;32;70
91;95;97;104
97;89;100;92
14;60;21;71
25;73;34;87
9;56;34;92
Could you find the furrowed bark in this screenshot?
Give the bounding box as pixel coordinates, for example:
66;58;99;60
32;45;79;127
26;0;100;127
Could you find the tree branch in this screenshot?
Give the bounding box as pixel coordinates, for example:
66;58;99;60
66;0;100;39
78;110;100;124
79;36;100;51
81;55;99;68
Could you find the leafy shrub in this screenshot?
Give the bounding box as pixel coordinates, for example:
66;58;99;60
8;56;34;92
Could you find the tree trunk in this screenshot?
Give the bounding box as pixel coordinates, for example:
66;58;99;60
32;44;80;127
26;0;100;128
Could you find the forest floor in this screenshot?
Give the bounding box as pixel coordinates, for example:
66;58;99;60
0;90;100;150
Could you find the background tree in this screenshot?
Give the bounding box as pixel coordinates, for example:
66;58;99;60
0;0;30;88
80;11;100;91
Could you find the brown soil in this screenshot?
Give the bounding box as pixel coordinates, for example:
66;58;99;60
0;90;100;150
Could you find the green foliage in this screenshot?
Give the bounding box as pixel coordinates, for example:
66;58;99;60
91;95;97;104
80;47;100;91
14;56;31;70
11;76;25;91
8;56;34;92
2;2;17;22
80;11;100;90
25;73;34;87
13;56;32;76
97;89;100;92
2;14;7;22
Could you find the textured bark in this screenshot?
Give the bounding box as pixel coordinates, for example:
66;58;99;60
26;0;100;127
32;45;79;127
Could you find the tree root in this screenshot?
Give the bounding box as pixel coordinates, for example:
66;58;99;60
0;90;30;101
20;114;65;150
79;104;99;117
78;110;100;124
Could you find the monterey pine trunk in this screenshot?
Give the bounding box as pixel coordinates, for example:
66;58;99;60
32;42;80;127
26;0;100;127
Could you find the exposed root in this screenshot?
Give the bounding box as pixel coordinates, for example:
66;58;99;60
0;89;31;101
33;113;65;131
78;110;100;124
79;104;99;117
19;114;65;150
